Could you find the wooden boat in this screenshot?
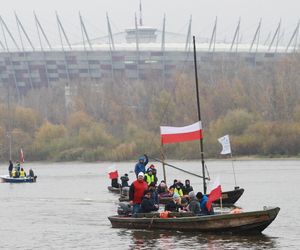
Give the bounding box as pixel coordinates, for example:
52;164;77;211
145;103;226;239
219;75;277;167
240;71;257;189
0;175;37;183
108;206;280;234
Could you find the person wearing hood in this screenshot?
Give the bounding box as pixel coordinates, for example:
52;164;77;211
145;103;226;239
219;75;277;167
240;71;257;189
140;190;159;213
120;173;129;187
183;179;194;195
129;172;148;214
134;154;149;178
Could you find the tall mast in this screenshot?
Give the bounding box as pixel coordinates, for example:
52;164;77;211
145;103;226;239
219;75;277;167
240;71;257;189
193;36;207;194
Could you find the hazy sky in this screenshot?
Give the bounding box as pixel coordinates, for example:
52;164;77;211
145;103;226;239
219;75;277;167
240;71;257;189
1;0;299;46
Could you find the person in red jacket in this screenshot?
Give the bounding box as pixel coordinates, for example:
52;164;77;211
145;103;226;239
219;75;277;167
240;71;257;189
129;172;148;214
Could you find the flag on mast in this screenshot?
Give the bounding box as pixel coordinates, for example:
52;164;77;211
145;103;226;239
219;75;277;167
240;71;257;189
218;135;231;155
160;121;202;144
20;148;25;163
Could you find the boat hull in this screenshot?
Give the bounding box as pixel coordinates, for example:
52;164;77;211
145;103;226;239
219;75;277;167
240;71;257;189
108;207;280;234
0;176;37;183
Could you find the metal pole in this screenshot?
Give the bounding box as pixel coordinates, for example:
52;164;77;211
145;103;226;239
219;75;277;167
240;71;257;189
160;143;167;183
230;153;238;187
193;36;207;194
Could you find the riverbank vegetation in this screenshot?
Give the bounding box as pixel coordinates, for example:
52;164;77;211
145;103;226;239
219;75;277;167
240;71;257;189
0;54;300;161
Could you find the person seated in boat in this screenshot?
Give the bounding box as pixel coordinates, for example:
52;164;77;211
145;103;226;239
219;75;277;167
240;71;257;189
8;160;13;177
174;183;184;197
149;182;159;207
165;193;182;212
183;179;194;195
111;178;121;188
144;169;157;186
29;169;35;178
120;173;129;187
169;179;178;190
196;192;214;215
134;154;148;178
157;180;168;194
19;168;26;178
140;190;159;213
146;164;157;185
180;197;189;212
12;169;17;178
187;191;201;215
129;172;148;214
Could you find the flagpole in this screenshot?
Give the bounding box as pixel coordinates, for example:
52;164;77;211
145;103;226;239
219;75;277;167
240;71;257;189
160;142;167;184
230;153;238;188
193;36;207;194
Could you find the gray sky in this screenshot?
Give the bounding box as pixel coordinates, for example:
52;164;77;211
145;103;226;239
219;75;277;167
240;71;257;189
1;0;299;46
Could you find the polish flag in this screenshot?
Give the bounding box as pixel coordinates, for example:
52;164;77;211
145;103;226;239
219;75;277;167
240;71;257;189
108;165;119;179
207;176;222;212
20;148;25;163
160;121;203;144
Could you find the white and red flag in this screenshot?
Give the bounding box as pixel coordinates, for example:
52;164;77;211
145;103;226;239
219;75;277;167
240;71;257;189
20;148;25;163
108;165;119;179
206;176;222;212
160;121;203;144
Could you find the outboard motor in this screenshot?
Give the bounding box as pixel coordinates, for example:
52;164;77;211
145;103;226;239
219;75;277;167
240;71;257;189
117;202;132;216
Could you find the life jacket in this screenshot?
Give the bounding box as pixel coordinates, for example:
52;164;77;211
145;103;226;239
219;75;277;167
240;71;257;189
132;180;148;204
12;170;16;177
174;187;183;197
144;173;154;185
20;170;25;177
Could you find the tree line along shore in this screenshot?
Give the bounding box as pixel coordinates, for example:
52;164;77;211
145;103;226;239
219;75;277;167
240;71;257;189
0;54;300;161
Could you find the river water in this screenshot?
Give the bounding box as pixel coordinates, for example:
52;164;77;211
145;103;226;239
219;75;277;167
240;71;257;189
0;160;299;249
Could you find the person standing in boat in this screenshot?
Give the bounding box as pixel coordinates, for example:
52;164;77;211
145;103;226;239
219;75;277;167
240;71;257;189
183;179;194;195
134;154;148;178
129;172;148;214
144;168;157;186
120;173;129;187
196;192;214;215
146;164;157;185
140;190;159;213
8;160;13;177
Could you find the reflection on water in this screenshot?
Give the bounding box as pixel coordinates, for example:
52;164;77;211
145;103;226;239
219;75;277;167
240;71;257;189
119;229;277;250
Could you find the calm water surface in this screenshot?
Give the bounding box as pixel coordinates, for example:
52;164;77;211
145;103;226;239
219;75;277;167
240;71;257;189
0;160;299;249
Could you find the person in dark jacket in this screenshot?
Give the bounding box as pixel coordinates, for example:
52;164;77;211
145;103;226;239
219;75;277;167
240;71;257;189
8;160;13;177
183;179;194;195
140;190;159;213
149;182;159;207
120;173;129;187
188;191;201;215
164;193;182;212
129;172;148;214
157;180;168;194
134;154;148;178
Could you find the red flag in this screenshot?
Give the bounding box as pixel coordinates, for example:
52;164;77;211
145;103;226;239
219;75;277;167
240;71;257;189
108;165;118;179
160;121;203;144
206;177;222;212
20;148;25;163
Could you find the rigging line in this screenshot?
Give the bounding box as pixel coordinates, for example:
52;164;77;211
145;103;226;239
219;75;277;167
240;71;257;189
150;157;210;180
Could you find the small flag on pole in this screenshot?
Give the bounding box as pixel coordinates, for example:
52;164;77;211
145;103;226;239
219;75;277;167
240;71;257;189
108;165;119;179
20;148;25;163
218;135;231;155
206;176;222;212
